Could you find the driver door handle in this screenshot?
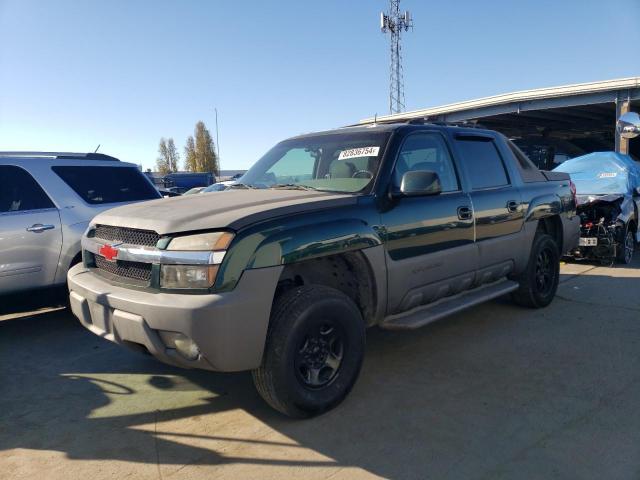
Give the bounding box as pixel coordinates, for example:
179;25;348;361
506;200;519;213
457;206;473;220
26;224;55;233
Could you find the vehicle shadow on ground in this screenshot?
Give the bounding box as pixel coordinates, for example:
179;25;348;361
2;273;640;479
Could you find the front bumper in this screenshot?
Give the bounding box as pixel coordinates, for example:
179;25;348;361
67;263;283;372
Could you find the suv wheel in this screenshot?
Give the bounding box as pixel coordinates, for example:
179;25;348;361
252;285;365;418
512;232;560;308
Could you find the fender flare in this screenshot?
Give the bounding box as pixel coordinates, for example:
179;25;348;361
216;218;382;292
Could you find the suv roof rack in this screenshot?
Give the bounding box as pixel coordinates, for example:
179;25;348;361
0;152;120;161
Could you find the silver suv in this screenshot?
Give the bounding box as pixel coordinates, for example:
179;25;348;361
0;152;161;296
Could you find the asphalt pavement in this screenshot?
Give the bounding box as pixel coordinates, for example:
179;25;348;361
1;259;639;480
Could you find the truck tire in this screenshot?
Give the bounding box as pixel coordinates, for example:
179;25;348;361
252;285;365;418
616;227;634;264
512;233;560;308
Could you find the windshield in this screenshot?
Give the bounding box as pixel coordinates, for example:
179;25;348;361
240;131;391;193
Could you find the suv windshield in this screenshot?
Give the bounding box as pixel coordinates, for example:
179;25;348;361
241;131;391;193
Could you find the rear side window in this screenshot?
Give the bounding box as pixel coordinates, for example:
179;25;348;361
52;166;160;204
508;140;536;171
0;165;55;212
454;137;509;190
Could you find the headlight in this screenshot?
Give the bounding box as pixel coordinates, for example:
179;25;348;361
160;264;219;289
160;231;233;289
166;232;233;251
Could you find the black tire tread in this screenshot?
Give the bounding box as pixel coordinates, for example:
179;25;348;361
512;232;559;309
252;287;309;416
252;285;363;418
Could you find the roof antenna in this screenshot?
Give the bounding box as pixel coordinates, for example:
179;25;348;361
94;144;101;153
374;113;378;126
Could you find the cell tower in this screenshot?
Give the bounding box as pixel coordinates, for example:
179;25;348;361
380;1;413;114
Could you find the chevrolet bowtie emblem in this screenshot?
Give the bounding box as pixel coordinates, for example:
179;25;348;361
99;243;122;261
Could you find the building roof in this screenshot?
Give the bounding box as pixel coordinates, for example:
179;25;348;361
360;77;640;125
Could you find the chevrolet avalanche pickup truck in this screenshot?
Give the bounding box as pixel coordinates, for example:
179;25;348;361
68;122;580;417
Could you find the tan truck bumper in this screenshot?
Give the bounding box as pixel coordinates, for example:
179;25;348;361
67;263;283;372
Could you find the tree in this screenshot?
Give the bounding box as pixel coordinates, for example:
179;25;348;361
166;138;180;172
157;137;180;174
184;121;219;175
156;138;169;175
184;135;197;172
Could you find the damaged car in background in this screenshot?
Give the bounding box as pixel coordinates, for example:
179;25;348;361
554;151;640;264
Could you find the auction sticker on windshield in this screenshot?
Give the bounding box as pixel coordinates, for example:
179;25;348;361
338;146;380;160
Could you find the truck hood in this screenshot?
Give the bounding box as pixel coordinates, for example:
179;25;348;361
92;189;358;234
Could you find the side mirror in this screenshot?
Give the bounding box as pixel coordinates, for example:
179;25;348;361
617;112;640;139
399;170;442;196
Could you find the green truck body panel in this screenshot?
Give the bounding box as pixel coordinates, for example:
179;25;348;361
216;197;383;292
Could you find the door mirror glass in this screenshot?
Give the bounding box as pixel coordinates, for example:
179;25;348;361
399;170;442;196
617;112;640;139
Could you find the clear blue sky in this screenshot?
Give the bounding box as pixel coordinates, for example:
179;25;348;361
1;0;638;171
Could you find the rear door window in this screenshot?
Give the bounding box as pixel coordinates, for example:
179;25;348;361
454;137;510;190
52;166;161;204
0;165;55;212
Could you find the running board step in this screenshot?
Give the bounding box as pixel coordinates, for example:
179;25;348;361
381;279;519;330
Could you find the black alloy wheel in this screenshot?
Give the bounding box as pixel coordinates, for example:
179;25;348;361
534;246;554;296
294;321;345;388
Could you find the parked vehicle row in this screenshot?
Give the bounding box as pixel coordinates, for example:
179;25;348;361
67;121;580;417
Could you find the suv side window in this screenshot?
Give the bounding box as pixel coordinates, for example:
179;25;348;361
52;166;161;204
393;133;459;192
454;136;509;190
0;165;55;213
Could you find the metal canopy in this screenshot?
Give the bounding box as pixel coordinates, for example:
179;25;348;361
359;77;640;164
360;77;640;125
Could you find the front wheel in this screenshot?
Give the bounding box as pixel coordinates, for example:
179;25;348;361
252;285;365;418
617;227;635;265
512;232;560;308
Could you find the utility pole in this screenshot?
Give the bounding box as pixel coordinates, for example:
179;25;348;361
381;1;413;114
214;107;221;172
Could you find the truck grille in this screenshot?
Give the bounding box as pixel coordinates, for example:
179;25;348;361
94;255;152;283
94;224;160;247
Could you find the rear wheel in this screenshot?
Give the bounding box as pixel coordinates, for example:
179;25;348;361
512;233;560;308
617;227;635;264
252;285;365;418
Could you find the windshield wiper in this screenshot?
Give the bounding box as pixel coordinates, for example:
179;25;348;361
270;183;318;191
